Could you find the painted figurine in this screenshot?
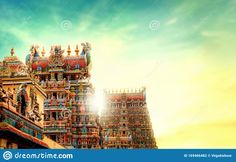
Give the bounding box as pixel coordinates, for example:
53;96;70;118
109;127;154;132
17;84;29;116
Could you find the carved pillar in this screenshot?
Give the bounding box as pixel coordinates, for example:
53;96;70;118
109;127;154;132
58;72;63;81
50;73;55;81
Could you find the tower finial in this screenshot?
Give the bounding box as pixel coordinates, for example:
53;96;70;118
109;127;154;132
10;48;14;56
67;45;71;56
41;47;45;57
75;44;79;56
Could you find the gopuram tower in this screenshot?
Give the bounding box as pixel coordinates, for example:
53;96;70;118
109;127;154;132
100;88;157;149
25;43;101;148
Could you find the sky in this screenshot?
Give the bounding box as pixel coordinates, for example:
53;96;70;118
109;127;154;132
0;0;236;148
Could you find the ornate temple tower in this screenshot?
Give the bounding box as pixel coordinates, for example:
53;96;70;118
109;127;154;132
1;46;157;149
26;44;100;148
101;88;157;148
0;49;48;148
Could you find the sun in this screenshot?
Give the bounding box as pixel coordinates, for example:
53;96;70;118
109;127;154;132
91;88;105;115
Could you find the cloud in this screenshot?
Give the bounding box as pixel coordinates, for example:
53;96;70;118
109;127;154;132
165;18;177;25
200;31;230;38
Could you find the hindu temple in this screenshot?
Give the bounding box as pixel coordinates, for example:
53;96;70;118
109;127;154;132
0;44;157;149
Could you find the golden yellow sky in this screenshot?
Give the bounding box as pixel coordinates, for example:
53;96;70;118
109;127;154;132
91;41;236;148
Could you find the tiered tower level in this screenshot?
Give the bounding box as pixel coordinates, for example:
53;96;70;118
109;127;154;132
25;43;100;148
0;49;64;148
101;88;157;149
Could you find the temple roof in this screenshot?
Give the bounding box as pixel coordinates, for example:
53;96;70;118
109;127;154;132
0;123;48;148
31;57;49;70
64;56;86;69
28;45;90;71
108;95;145;101
0;48;28;77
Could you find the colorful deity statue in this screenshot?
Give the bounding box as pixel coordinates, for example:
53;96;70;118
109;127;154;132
81;42;91;66
30;45;40;57
104;133;109;142
128;133;132;141
0;85;7;102
26;45;40;65
48;45;64;68
17;83;29;116
50;45;64;56
82;125;87;135
28;102;42;122
80;105;86;114
28;87;42;121
25;45;41;75
15;64;29;76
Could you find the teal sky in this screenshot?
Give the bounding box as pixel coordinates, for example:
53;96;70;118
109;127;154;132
1;0;235;61
1;0;236;148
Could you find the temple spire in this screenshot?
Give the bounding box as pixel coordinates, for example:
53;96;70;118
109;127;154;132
67;45;71;56
10;48;14;56
41;47;45;57
75;44;79;56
